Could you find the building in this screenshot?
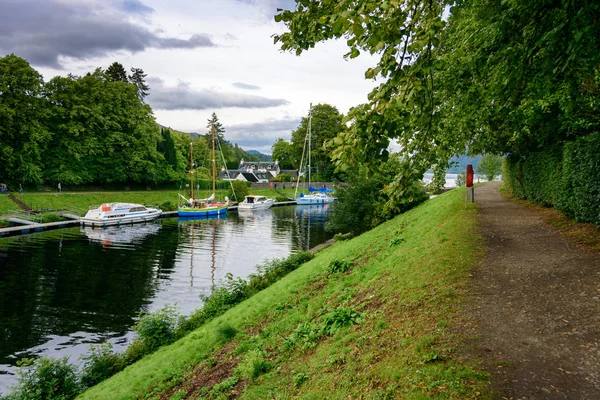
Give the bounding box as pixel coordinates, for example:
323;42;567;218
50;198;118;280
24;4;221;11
220;159;293;182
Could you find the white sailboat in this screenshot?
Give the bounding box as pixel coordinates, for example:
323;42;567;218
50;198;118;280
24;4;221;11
294;104;335;205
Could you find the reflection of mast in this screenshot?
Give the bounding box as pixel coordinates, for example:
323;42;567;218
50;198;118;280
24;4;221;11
190;222;194;286
211;221;216;285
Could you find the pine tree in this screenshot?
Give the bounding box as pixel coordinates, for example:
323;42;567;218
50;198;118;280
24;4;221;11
128;67;150;101
105;62;128;82
205;112;228;145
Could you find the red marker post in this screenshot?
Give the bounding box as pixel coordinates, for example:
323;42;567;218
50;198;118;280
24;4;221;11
466;164;475;204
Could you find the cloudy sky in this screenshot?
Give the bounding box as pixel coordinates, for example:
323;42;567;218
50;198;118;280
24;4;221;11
1;0;379;153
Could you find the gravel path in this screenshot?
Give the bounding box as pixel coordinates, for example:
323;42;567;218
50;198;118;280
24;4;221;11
470;182;600;399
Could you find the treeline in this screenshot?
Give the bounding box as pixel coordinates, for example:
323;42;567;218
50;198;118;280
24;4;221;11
0;55;257;187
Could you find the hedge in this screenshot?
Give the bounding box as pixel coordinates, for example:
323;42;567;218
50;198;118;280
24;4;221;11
503;133;600;226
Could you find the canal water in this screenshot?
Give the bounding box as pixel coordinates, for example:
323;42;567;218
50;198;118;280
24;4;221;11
0;205;332;392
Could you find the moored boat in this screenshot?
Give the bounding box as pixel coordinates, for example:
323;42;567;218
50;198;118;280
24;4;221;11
238;195;275;210
80;203;162;227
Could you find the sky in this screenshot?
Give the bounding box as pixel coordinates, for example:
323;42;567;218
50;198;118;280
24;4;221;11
0;0;380;154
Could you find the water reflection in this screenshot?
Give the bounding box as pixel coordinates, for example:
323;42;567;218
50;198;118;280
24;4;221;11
0;205;332;391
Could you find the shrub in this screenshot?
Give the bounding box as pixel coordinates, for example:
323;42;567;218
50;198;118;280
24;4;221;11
477;154;503;182
215;323;237;343
7;357;80;400
159;201;177;211
79;343;125;389
284;322;322;351
132;304;185;353
503;133;600;226
226;180;250;202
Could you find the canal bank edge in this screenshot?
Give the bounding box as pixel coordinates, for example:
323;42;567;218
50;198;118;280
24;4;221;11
79;187;489;399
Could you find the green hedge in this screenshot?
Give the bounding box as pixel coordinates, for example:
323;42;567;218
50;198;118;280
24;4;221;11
503;133;600;226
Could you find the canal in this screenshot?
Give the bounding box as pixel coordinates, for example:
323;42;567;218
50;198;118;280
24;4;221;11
0;204;332;392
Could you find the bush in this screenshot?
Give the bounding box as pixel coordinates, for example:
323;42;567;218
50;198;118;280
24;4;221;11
6;357;80;400
79;344;125;389
159;201;177;211
235;350;272;380
271;173;293;182
320;307;364;336
132;305;185;353
226;180;250;202
477;154;503;182
503;133;600;226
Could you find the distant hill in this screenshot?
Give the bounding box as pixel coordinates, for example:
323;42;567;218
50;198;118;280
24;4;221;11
247;150;272;162
447;155;482;173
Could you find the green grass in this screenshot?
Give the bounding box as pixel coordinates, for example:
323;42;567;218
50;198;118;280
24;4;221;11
79;187;489;399
0;195;19;213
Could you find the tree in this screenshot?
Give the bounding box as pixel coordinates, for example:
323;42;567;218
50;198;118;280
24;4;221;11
206;112;227;145
290;104;344;181
477;154;503;182
271;138;294;170
128;67;149;102
105;62;128;82
0;54;49;184
274;1;600;204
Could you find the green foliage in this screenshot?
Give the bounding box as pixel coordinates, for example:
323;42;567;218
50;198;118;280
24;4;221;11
215;323;237;344
326;157;427;235
210;377;239;396
456;170;466;187
293;372;309;388
504;133;600;226
426;167;447;195
132;305;185;354
289;104;345;182
477;155;502;182
284;322;322;351
79;344;125;389
227;180;249;202
6;357;80;400
320;307;363;336
327;259;352;274
235;350;272;381
271;138;295;170
270;173;293;182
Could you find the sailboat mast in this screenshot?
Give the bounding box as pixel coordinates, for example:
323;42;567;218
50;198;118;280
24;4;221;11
189;142;194;200
212;122;216;194
308;103;312;187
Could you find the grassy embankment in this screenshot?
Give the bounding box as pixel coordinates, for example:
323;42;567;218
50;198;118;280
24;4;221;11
80;187;490;399
8;188;296;215
0;195;19;214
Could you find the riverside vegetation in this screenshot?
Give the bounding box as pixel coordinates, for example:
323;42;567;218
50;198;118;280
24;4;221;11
2;187;491;399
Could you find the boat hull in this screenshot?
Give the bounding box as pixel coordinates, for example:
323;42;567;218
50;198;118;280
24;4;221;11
295;195;335;205
238;201;274;210
80;210;162;227
178;205;228;217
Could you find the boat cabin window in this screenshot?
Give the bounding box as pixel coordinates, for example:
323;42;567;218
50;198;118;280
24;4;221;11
248;197;254;203
128;206;147;212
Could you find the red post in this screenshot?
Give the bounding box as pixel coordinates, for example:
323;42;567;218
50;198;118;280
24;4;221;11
466;164;474;187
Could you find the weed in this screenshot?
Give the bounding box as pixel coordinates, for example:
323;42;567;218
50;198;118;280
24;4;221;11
235;350;272;381
215;323;237;343
320;307;364;336
327;259;352;274
389;237;405;246
293;372;309;387
169;389;187;400
284;322;322;351
211;376;239;395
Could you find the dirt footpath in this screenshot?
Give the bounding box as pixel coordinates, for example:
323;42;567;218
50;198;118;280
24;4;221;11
470;182;600;399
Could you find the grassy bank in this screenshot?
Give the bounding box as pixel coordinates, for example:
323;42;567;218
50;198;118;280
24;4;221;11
11;188;297;215
79;187;488;399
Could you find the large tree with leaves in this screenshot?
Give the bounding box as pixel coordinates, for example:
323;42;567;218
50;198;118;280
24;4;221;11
289;103;345;181
0;54;49;184
274;0;600;206
105;62;128;83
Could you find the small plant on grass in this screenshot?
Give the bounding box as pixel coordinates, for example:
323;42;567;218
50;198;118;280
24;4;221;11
215;323;237;343
235;350;272;381
293;372;309;387
320;307;364;336
389;237;405;246
327;259;352;275
284;322;322;351
7;357;81;400
211;376;239;396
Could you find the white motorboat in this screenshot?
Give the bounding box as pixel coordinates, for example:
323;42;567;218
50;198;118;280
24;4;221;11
80;203;162;227
238;195;275;210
